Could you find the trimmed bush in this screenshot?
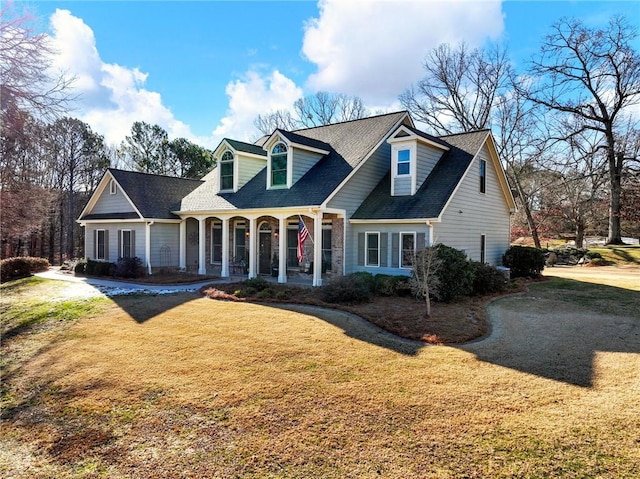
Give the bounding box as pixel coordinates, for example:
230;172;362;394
0;257;50;283
471;261;506;295
74;258;87;275
502;245;545;277
243;277;269;292
320;273;372;304
86;259;115;277
114;256;145;279
432;245;475;302
374;274;411;297
349;271;376;293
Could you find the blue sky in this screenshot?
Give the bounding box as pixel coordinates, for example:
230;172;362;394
27;0;640;148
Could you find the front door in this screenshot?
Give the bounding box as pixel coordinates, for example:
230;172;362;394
259;228;271;275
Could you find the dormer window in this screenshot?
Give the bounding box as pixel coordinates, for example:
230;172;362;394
270;142;288;187
220;150;234;191
397;149;411;176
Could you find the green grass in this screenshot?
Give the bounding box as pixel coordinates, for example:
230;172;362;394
588;245;640;265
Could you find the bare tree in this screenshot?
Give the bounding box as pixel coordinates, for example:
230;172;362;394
253;92;368;135
0;1;74;130
524;15;640;245
409;246;442;318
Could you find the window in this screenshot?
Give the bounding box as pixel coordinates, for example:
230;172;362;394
220;151;234;191
109;179;116;195
287;224;298;267
365;232;380;267
480;159;486;193
400;232;415;268
271;142;288;187
96;230;106;260
211;221;222;263
121;230;132;258
322;224;332;268
234;221;246;262
480;234;486;263
397;149;411;176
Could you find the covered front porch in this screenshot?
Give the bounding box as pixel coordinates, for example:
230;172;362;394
179;210;344;287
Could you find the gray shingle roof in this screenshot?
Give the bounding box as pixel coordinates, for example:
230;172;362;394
225;138;267;156
352;130;490;220
180;112;409;212
82;169;203;220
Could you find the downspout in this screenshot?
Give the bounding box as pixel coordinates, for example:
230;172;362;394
426;221;433;246
146;221;154;275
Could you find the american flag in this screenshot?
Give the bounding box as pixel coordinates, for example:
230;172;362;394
297;217;310;263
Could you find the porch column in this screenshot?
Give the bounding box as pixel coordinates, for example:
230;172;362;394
179;220;186;270
198;217;206;275
221;217;230;278
278;216;287;283
313;213;323;287
146;221;153;275
248;217;257;278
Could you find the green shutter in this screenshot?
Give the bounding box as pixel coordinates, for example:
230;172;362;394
380;233;388;267
391;233;399;268
357;233;365;266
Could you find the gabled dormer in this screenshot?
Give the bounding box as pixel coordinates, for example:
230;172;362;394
213;139;267;193
386;125;449;196
263;130;331;189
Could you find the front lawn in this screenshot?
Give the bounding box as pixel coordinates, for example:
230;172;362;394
1;274;638;478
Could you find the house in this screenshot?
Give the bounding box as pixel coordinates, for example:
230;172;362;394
78;111;515;286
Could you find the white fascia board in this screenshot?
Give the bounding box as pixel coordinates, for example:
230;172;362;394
76;218;147;224
387;126;450;151
214;139;266;161
174;205;326;220
289;141;330;156
321;113;412;208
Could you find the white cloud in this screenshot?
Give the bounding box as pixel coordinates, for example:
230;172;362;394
48;9;195;146
211;69;303;144
302;0;505;106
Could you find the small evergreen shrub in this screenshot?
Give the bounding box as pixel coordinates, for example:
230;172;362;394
502;245;545;277
0;257;50;282
471;261;506;295
256;288;275;299
374;274;411;296
243;277;269;291
114;256;145;278
320;274;372;304
349;271;376;293
86;259;115;276
433;245;475;302
74;258;87;275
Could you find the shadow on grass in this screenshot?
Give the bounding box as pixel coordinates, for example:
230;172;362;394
609;247;640;264
259;303;425;356
107;292;203;324
462;277;640;387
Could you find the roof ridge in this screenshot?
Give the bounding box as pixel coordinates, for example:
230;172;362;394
109;168;203;182
438;129;491;139
291;110;408;134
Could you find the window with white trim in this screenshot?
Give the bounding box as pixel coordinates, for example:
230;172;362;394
109;179;116;195
121;229;132;258
220;151;234;191
365;232;380;267
400;232;416;268
211;221;222;263
96;230;106;260
396;149;411;176
480;159;486;194
270;142;288;187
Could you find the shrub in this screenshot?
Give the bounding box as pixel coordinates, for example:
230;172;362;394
114;256;145;279
0;256;50;283
74;258;87;275
86;259;115;277
432;245;474;302
471;261;506;295
275;289;292;301
374;274;411;296
320;273;372;304
256;288;275;299
243;277;269;292
502;245;545;278
349;271;376;293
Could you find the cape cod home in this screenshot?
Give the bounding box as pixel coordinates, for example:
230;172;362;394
78;111;515;286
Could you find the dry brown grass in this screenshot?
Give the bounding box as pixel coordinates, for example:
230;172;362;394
1;275;639;478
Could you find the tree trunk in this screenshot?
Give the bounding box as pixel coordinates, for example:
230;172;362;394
575;221;585;249
513;175;542;249
606;150;624;245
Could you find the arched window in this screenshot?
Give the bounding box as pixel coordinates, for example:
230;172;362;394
220;150;234;190
271;142;288;187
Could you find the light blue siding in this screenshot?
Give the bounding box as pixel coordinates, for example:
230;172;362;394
433;144;510;265
416;143;443;188
292;149;323;184
150;223;180;268
393;176;411;196
84;223;146;264
91;184;137;215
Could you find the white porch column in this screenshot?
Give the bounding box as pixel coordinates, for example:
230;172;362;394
198;217;206;275
313;213;323;287
278;216;287;283
179;220;186;270
248;217;257;278
146;221;153;275
221;217;230;278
